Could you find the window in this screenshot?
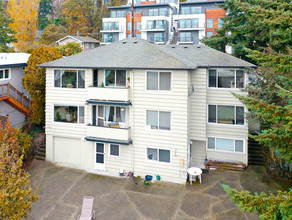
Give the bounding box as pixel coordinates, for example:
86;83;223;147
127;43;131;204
181;7;190;14
147;148;170;163
207;19;213;28
149;8;159;16
116;11;126;17
110;144;119;156
147;71;171;91
111;11;116;18
206;31;213;37
146;110;171;130
179;32;191;42
105;106;126;123
159;8;167;16
191;6;201;14
104;34;113;42
0;69;10;80
208;105;245;125
192;18;199;28
208;69;245;89
218;18;224;28
54;105;84;123
105;69;126;87
136;21;141;30
147;20;164;29
127;22;132;31
54;70;85;88
136;34;141;38
208;137;244;153
103;22;119;30
153;33;164;42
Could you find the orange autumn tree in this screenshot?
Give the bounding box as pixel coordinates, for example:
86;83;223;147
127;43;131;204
0;125;39;219
7;0;40;51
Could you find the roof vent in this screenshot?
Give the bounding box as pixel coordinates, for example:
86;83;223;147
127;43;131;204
171;45;175;48
134;40;138;44
122;41;127;44
184;45;188;48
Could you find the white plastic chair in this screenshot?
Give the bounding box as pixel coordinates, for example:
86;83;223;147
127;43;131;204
77;196;95;220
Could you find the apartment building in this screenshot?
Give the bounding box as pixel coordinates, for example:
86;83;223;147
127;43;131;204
40;38;255;183
101;0;225;44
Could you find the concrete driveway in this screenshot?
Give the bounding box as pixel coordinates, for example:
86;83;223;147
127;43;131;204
27;160;290;220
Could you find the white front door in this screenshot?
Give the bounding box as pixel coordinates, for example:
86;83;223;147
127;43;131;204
95;143;105;169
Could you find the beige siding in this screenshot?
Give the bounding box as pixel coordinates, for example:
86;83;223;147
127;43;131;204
190;69;207;141
131;69;189;184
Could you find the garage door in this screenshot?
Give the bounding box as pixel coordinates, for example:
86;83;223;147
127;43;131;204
54;137;81;166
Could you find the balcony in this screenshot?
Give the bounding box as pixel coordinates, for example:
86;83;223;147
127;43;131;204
100;26;125;33
87;125;130;141
88;87;130;101
177;24;205;31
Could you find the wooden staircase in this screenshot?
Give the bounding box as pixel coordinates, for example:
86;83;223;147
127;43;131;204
0;83;32;116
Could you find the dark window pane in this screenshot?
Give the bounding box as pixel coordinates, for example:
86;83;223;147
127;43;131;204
159;111;171;130
159;72;171;90
92;105;96;125
218;69;235;88
236;106;245;125
236;70;244;88
5;69;9;78
0;70;3;79
207;138;215;149
209;70;216;87
159;149;170;162
105;70;115;86
218;106;234;124
78;70;85;88
96;154;104;163
110;144;119;156
96;143;104;153
116;70;126;87
208;105;216;123
147;71;158;90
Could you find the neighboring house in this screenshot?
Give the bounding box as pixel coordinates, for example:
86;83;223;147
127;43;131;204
0;53;31;128
39;38;255;184
101;0;225;44
56;36;100;52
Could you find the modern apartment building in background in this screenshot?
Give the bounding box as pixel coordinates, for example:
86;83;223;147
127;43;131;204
101;0;225;45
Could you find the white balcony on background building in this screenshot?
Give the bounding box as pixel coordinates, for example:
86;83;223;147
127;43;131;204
87;125;131;141
88;87;130;101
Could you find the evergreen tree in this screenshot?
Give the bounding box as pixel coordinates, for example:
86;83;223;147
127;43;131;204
38;0;54;30
0;1;16;52
202;0;292;62
222;185;292;220
22;46;63;125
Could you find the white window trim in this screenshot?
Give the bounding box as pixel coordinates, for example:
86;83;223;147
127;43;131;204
207;68;246;89
145;70;172;92
207;104;246;126
146;147;171;164
96;105;127;125
53;69;86;89
0;68;11;80
145;109;171;131
95;142;106;169
108;144;120;157
53;104;85;124
207;137;245;154
104;69;127;87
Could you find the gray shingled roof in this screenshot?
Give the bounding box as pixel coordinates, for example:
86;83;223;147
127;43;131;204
39;38;256;69
72;36;100;43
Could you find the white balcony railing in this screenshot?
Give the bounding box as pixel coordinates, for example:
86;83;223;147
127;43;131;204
87;125;130;141
88;87;130;101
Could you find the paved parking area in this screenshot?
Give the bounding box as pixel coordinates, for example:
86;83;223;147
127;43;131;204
27;160;290;220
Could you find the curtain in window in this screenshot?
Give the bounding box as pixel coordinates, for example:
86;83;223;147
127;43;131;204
105;106;110;121
120;107;126;123
159;72;171;90
105;70;115;86
147;71;158;90
159;111;171;130
54;70;61;87
208;70;216;87
236;106;244;125
236;70;244;88
116;70;126;87
78;70;85;88
216;138;234;151
79;106;84;123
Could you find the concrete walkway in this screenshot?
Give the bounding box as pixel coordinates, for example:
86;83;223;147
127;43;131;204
27;160;290;220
